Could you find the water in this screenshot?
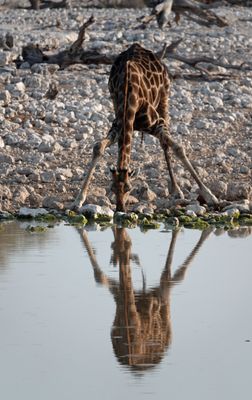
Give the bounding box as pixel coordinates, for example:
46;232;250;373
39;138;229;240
0;221;251;400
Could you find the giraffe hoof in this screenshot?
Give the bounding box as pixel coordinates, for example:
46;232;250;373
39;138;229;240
200;188;219;207
170;189;184;200
70;199;82;212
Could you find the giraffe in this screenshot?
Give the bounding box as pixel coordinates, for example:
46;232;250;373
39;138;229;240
72;43;218;212
79;226;213;370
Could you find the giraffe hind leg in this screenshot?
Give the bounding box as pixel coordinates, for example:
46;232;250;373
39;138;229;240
163;148;184;199
151;122;218;206
148;119;184;199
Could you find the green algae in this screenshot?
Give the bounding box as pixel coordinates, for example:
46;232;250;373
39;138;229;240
239;218;252;226
94;214;113;223
35;213;58;222
140;218;160;230
183;220;210;230
67;214;88;225
25;225;48;233
4;207;252;231
114;212;138;227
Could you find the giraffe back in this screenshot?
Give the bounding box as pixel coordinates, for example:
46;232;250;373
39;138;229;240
109;43;170;119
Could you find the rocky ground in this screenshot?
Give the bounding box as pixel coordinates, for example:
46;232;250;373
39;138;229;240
0;3;252;215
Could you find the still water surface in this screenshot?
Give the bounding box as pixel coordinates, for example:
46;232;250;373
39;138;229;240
0;221;251;400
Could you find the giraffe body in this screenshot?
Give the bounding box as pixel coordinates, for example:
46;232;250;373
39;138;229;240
109;44;172;211
72;43;218;212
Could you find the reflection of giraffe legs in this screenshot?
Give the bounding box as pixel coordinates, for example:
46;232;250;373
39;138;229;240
167;227;213;286
71;121;118;210
79;229;110;287
78;226;212;370
149;122;218;205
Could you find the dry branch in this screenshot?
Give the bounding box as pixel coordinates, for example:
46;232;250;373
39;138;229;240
29;0;71;10
15;16;251;80
140;0;228;29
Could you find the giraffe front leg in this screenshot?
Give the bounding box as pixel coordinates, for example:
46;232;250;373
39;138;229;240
71;124;117;211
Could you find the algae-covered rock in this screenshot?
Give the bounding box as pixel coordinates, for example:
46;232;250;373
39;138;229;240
152;213;167;222
140;218;160;230
137;213;153;221
178;215;194;224
25;225;48;233
239;217;252;226
80;204;114;221
68;214;88;225
239;213;252;220
223;208;240;219
35;213;58;222
184;219;210;230
95;214;112;223
114;212;138;227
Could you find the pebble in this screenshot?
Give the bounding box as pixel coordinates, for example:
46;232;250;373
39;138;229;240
0;90;11;106
42;196;64;210
0;4;251;213
186;203;207;216
80;204;114;219
41;171;56;183
13;186;29;203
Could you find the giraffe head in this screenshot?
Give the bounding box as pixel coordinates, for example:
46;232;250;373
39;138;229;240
111;168;134;212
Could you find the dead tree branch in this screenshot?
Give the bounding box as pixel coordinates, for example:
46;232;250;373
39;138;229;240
140;0;228;29
29;0;71;10
15;16;251;80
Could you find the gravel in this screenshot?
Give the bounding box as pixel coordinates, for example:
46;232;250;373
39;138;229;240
0;3;251;213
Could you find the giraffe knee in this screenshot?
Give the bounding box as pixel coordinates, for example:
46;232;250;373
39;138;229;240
173;143;186;159
92;142;104;158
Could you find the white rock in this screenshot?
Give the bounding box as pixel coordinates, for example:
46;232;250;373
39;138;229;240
195;120;210;130
56;168;73;178
186;203;206;216
18;207;48;217
0;90;11;106
41;171;56;183
209;96;223;108
13;186;29;203
223;201;250;213
0;153;14;164
221;208;240;218
185;210;197;217
0;51;12;66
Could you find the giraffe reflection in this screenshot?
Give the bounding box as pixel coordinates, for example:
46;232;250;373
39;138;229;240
80;226;212;371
